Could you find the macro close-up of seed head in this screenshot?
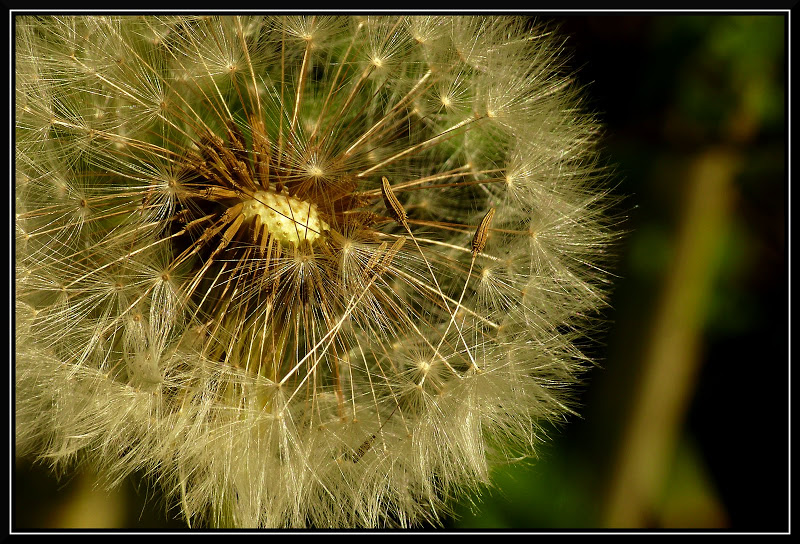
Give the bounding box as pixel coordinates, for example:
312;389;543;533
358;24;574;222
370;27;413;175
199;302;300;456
15;14;618;528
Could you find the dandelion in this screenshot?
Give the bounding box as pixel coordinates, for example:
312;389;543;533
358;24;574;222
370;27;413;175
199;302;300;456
15;15;617;528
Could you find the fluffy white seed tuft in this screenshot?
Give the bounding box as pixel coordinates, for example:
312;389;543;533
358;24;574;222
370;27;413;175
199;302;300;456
15;15;618;529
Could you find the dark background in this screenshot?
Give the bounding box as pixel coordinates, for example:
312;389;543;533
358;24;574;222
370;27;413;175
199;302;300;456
14;14;788;531
450;14;788;531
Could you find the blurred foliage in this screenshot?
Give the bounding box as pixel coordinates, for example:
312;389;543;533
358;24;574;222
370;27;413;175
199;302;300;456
449;14;786;531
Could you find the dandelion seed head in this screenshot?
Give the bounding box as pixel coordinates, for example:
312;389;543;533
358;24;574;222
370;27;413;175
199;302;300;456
16;14;618;529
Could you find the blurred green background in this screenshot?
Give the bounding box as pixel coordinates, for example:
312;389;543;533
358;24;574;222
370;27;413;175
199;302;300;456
449;14;787;531
14;14;788;531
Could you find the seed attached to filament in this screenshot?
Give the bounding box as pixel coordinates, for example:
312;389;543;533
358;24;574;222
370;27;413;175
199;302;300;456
351;433;377;463
377;236;405;274
471;207;495;257
381;176;408;229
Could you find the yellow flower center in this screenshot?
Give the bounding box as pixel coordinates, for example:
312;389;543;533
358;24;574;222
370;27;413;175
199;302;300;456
242;189;328;247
